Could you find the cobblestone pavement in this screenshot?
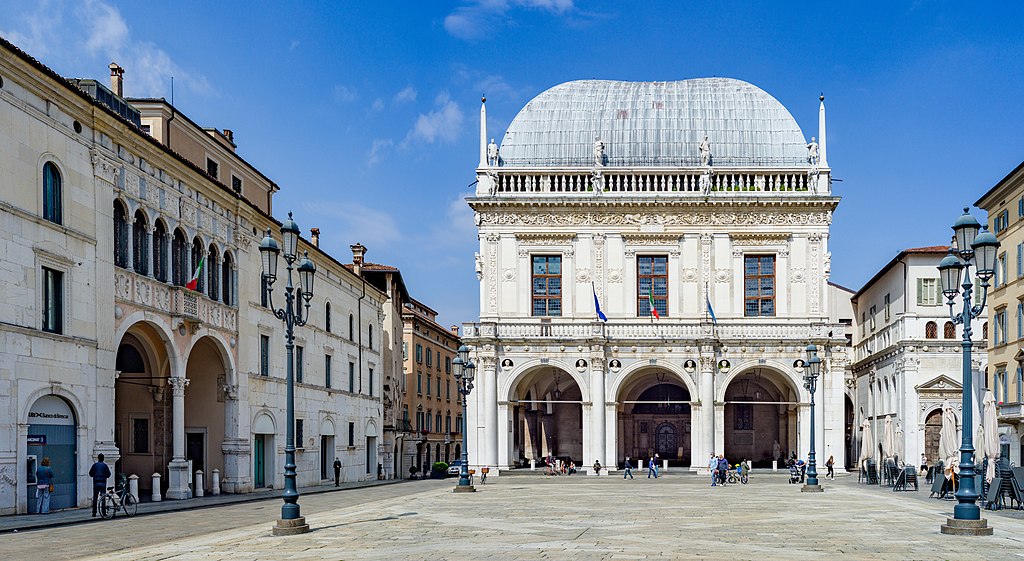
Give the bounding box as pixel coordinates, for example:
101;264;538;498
8;473;1024;561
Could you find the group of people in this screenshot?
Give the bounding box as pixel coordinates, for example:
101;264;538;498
33;453;113;516
544;455;578;476
621;455;661;479
708;454;750;486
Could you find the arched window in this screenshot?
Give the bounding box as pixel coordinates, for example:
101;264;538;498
207;244;220;301
133;210;148;275
925;321;938;339
325;302;332;332
153;220;168;282
349;314;354;342
113;200;129;268
43;162;62;224
983;322;989;340
172;228;188;286
191;237;204;292
944;321;956;339
368;324;374;349
221;250;233;305
435;413;442;433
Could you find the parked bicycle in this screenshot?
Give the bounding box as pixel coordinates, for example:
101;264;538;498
99;474;137;519
727;464;749;485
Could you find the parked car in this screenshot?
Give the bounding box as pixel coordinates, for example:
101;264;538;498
447;460;463;476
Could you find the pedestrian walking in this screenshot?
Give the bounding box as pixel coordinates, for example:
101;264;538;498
593;460;602;475
88;453;111;517
825;455;835;480
708;453;718;486
35;457;55;514
623;456;634;479
647;456;658;478
717;455;729;485
333;457;342;486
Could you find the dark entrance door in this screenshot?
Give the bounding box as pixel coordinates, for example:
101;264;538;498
655;422;677;459
186;432;205;491
254;435;266;488
26;396;77;512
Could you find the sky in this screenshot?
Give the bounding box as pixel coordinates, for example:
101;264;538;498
3;1;1023;326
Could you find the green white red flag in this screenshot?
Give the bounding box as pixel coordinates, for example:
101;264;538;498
185;257;204;291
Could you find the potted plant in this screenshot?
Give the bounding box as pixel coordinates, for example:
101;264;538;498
409;465;420;480
432;461;449;479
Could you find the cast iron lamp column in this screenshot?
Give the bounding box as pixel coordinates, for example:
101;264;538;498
453;345;476;492
260;212;317;536
800;344;823;492
937;208;997;536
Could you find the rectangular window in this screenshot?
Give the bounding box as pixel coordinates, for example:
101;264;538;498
426;375;431;396
416;344;423;363
206;157;219;179
996;309;1007;345
295;345;304;383
260;335;270;376
296;419;304;449
883;293;891;321
416;412;424;432
1018;243;1023;278
734;403;753;430
417;373;423;394
325;354;332;388
1002;371;1009;403
917;278;939;306
348;422;355;447
1018;302;1023;340
531;255;562;316
860;312;866;336
231;175;242;193
869;306;877;331
42;267;63;334
260;276;269;308
637;255;669;318
446;379;451;400
426;348;432;367
132;418;149;454
743;255;775;317
436;376;441;397
437;350;442;371
1018;367;1023;402
403;342;408;360
998;253;1007;286
445;356;451;374
1019;197;1024;218
456;415;462;433
368;368;374;397
349;362;355;392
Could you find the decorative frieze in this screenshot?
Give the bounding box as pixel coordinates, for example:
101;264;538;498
622;233;681;246
480;210;831;227
515;233;576;246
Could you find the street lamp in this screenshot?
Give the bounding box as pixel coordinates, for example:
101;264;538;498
260;212;316;536
937;208;997;536
801;343;823;492
453;345;476;492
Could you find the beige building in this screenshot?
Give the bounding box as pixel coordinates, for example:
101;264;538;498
976;160;1024;465
0;37;386;514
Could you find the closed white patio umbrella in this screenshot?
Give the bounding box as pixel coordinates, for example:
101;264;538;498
983;390;1000;483
859;418;874;470
938;400;960;479
883;415;896;459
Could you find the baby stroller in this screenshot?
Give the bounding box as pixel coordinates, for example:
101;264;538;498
788;464;801;484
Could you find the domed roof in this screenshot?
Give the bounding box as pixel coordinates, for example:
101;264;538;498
498;78;809;168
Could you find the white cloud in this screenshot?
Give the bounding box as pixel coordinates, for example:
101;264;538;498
370;98;385;112
444;0;574;40
82;0;129;55
367;138;393;166
393;85;417;104
403;91;464;145
299;200;402;251
333;84;358;102
0;1;62;58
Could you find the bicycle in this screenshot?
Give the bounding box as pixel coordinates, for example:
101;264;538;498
727;469;749;485
99;475;137;519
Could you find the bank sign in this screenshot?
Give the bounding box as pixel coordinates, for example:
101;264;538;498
27;435;47;445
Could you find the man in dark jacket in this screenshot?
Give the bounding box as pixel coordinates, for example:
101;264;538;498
333;457;342;487
89;454;111;517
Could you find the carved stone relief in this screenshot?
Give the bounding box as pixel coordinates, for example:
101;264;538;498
479;211;832;227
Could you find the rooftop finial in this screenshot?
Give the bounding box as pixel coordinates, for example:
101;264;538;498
481;94;486;103
820;93;824;102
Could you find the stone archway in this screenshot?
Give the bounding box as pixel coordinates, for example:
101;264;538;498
509;366;583;467
616;369;693;467
723;368;800;467
184;336;229;494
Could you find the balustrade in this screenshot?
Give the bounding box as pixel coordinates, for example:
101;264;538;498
492;168;814;195
114;269;237;332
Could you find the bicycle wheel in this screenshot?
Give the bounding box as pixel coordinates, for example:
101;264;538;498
122;493;138;516
741;473;749;484
100;494;117;519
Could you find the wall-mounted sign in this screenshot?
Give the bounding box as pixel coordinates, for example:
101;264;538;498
28;395;75;426
27;435;47;445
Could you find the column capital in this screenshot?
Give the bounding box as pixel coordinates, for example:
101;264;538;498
168;376;190;394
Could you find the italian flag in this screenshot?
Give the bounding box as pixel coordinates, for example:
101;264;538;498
648;291;660;319
185;257;204;291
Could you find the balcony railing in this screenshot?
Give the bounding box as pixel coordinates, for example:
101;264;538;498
487;167;819;196
997;402;1024;421
114;269;238;332
463;319;840;343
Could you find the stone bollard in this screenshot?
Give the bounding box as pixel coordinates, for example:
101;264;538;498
772;460;778;472
211;469;220;495
530;459;536;470
662;459;668;473
151;473;162;502
128;474;139;502
195;470;204;497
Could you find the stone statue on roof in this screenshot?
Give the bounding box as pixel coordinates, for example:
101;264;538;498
807;137;819;165
487;138;499;166
699;169;712;197
593;137;605;167
475;252;484;281
699;135;712;167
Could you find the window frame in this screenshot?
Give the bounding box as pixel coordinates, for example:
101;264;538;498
636;254;669;318
295;345;304;383
743;254;776;317
531;255;563;317
325;354;332;389
260;335;270;376
41;266;64;334
42;161;63;225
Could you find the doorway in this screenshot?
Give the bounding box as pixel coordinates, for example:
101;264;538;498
254;435;267;488
320;435;334;480
186;431;206;492
26;395;78;512
655;423;678;458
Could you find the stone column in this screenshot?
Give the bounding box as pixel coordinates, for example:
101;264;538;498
146;225;155;277
125;213;134;271
590;363;606;470
483;359;498;469
497;401;510;469
220;381;250;493
700;351;715;458
166;376;190;499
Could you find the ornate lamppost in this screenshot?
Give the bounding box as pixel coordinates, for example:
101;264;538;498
797;344;823;492
260;212;317;536
452;345;476;492
937;208;998;536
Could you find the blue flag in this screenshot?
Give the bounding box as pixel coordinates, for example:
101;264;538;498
592;283;607;322
706;294;717;325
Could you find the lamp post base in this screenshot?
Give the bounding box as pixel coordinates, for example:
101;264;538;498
272;517;310;536
453;485;477;493
801;484;824;493
940;517;992;536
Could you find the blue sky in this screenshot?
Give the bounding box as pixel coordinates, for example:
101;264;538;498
3;1;1023;326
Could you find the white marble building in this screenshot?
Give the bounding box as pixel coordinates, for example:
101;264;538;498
463;79;851;475
850;246;986;469
0;38;386;514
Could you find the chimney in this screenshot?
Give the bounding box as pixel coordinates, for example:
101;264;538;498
310;228;320;248
450;325;460;337
223;129;234;144
109;62;124;97
350;243;366;276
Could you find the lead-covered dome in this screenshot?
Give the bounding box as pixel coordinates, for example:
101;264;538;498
498;78;808;168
